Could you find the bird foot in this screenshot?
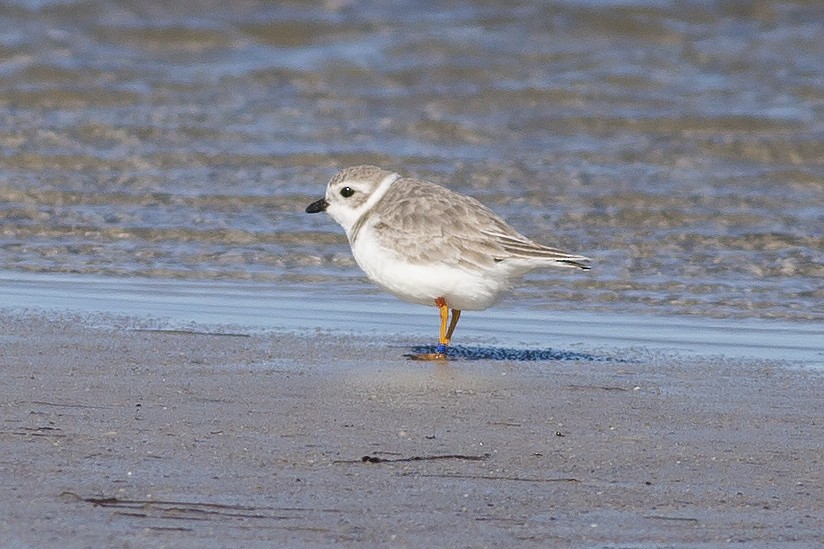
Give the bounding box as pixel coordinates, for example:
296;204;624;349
407;352;448;361
406;344;449;361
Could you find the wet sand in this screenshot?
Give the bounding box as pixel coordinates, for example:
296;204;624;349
2;310;822;547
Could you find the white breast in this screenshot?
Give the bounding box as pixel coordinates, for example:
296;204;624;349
350;222;510;311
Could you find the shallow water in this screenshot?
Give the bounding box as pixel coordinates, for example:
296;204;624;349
3;271;822;368
1;1;823;323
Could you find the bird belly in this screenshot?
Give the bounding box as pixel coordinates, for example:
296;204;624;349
351;231;507;311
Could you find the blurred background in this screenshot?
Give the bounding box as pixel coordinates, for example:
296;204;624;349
1;0;822;321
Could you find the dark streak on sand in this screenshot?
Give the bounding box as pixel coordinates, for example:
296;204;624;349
346;453;490;464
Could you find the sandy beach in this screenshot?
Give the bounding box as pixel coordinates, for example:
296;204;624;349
2;309;822;547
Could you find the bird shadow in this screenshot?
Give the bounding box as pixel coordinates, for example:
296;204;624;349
406;344;624;362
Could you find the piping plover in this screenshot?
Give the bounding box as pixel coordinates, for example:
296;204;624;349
306;165;590;360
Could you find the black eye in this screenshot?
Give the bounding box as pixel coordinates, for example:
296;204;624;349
340;186;355;198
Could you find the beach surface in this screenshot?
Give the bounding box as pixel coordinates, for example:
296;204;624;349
2;306;822;547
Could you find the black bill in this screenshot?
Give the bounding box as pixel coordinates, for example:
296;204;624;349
305;198;329;213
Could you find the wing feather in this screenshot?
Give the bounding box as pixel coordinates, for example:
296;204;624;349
369;178;590;272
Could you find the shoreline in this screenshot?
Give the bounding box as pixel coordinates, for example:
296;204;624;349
2;309;822;546
2;271;822;369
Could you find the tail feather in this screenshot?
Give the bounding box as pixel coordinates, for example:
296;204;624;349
558;259;591;270
486;230;591;269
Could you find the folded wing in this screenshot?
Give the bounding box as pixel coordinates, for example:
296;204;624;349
371;179;590;272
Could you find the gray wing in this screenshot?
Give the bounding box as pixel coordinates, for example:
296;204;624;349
371;179;590;271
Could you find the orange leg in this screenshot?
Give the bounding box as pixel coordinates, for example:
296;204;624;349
436;297;449;347
446;309;461;343
410;297;460;361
